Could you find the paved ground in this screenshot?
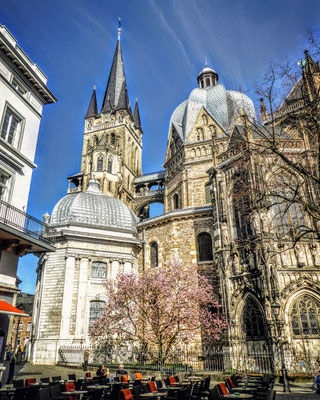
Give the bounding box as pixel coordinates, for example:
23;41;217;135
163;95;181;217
1;363;319;399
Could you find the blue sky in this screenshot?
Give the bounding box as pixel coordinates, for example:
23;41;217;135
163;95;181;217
0;0;319;293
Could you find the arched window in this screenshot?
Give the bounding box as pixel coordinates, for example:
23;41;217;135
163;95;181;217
91;262;107;278
173;193;179;210
197;232;213;262
206;78;211;87
89;300;105;329
233;178;253;240
291;295;320;336
107;159;113;173
97;156;103;172
243;298;266;339
150;242;158;267
202;115;208;125
111;133;115;145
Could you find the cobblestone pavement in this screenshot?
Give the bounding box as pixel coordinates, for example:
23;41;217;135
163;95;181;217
274;382;319;399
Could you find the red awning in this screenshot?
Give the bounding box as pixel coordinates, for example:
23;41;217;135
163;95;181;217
0;300;29;317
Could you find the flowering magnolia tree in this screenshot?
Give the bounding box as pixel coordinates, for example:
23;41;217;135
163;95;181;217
90;262;228;363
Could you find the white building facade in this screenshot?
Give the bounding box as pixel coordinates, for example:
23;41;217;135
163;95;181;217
31;180;141;365
0;24;56;360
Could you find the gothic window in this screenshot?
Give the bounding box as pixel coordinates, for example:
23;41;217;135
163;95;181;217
205;183;211;204
89;300;105;330
196;128;203;141
173;193;179;210
291;295;320;336
233;178;253;240
108;181;111;192
272;194;305;236
202;115;208;125
111;133;115;145
209;125;216;137
197;232;213;262
91;262;107;278
243;298;266;339
150;242;158;267
97;156;103;172
107;159;113;173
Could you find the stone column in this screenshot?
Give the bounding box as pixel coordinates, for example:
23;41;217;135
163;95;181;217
60;256;75;338
75;257;89;338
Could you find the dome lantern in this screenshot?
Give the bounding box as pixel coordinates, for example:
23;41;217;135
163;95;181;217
197;67;218;89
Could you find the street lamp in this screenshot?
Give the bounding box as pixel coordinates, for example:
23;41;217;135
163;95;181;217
271;302;290;392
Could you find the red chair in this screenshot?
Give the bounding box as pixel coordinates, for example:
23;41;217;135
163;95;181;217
25;378;36;387
134;372;143;380
148;381;157;392
119;389;134;400
65;382;75;392
168;376;177;386
85;372;92;380
121;375;128;383
217;383;229;395
227;377;235;388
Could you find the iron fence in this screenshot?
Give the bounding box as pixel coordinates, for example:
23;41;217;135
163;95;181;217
58;344;319;375
0;199;56;245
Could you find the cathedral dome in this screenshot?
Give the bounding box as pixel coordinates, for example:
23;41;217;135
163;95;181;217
50;180;137;233
169;69;256;141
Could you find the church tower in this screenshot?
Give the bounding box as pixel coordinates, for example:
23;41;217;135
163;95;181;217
68;25;143;210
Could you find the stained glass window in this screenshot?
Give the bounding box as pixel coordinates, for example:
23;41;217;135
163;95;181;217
243;298;266;338
89;300;105;329
91;262;107;278
97;156;103;172
150;242;158;267
291;295;320;336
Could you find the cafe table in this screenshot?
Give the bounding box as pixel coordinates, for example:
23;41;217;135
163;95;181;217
87;385;110;389
223;394;253;399
61;390;88;399
140;392;168;398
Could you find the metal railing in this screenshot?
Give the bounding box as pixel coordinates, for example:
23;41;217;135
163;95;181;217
58;344;320;375
0;199;56;245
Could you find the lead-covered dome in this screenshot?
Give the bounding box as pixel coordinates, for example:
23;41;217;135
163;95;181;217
50;180;137;233
169;67;256;141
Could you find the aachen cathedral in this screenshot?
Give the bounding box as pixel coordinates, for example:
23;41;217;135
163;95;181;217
31;25;320;372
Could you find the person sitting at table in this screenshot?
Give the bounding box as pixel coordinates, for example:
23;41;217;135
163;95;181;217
96;364;109;377
116;364;128;376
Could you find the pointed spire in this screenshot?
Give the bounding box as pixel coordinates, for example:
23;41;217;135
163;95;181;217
101;27;131;114
133;98;142;132
84;86;98;119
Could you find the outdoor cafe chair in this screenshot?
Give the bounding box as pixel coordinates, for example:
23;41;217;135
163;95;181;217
13;379;24;388
168;377;177;386
216;383;229;398
119;388;134;400
40;377;51;383
12;387;28;400
147;381;157;393
121;375;129;384
68;374;76;381
134;373;143;381
52;376;62;382
25;378;36;387
132;384;143;399
225;377;235;392
38;387;51;400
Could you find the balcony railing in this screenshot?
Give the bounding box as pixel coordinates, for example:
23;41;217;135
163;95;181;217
0;199;56;246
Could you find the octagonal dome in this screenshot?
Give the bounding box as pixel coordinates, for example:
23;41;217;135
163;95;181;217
169;82;256;141
50;180;137;233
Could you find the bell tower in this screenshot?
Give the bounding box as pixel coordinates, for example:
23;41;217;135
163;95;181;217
68;24;143;210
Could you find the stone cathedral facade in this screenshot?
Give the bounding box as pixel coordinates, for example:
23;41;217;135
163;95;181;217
31;28;320;369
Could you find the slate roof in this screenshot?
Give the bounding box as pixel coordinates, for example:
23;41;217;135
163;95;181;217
101;39;131;114
84;87;98;119
133;99;142;131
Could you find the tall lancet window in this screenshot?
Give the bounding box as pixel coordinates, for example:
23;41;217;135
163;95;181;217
107;159;113;173
111;133;115;145
150;242;158;267
89;300;105;330
97;156;103;172
197;232;213;262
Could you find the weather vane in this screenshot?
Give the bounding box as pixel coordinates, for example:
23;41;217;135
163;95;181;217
117;17;122;40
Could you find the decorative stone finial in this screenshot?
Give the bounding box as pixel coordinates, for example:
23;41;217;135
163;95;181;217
42;212;50;224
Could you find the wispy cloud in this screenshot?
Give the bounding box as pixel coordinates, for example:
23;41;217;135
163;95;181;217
149;0;194;69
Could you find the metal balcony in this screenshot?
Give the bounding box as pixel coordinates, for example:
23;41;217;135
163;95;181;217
0;199;56;253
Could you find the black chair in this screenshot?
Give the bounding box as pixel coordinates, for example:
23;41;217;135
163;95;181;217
191;380;205;400
52;376;62;382
208;387;220;400
68;374;76;381
132;384;143;399
12;387;28;400
83;389;104;400
39;388;51;400
40;377;50;383
13;380;25;388
49;384;61;398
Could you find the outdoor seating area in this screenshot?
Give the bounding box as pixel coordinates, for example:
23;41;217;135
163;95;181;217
0;371;276;400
